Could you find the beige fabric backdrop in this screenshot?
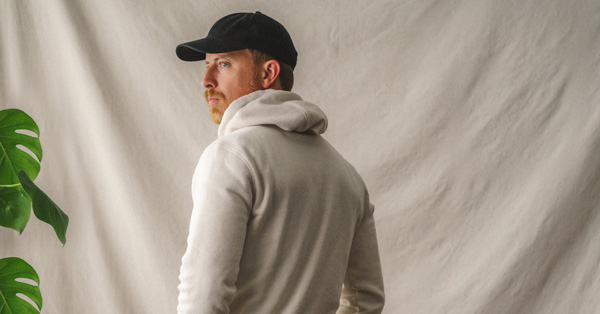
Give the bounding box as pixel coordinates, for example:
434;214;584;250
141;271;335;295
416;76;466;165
2;0;599;313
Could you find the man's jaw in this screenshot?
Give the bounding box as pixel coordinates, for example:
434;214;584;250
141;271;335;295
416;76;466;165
210;107;223;124
205;89;228;124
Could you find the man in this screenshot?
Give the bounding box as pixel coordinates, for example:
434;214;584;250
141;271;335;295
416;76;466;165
176;11;384;314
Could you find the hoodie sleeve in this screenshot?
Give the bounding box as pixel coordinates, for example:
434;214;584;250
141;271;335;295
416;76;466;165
177;142;254;314
337;202;385;314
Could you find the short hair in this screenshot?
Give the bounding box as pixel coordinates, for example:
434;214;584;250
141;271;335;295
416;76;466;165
249;49;294;91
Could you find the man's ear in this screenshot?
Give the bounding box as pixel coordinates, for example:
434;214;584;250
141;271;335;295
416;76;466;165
261;60;281;89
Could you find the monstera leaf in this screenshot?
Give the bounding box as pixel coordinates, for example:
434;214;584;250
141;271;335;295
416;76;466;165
19;171;68;245
0;108;68;243
0;257;43;314
0;109;42;185
0;185;31;233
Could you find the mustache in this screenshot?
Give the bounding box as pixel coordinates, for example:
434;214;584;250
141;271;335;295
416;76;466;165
204;89;225;101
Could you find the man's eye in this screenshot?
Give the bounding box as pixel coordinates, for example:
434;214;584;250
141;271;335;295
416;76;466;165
219;62;229;68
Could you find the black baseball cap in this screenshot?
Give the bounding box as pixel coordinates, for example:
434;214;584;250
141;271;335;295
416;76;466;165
176;11;297;69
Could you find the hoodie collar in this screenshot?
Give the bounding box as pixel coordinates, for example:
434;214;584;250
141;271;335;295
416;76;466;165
218;89;328;139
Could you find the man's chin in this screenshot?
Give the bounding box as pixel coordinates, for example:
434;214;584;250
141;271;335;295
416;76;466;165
210;108;223;124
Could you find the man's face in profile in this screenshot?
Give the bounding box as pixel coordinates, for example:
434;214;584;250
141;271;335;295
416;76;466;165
202;49;263;124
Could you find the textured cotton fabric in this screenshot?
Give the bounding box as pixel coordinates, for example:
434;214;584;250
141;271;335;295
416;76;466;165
177;90;385;313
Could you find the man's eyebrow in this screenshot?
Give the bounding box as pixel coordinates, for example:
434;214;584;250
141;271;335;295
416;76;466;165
205;57;218;64
205;56;231;65
207;51;243;63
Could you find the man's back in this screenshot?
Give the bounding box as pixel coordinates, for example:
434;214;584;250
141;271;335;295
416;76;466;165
178;90;384;313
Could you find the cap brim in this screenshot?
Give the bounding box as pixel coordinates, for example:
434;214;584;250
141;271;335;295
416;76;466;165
176;37;247;61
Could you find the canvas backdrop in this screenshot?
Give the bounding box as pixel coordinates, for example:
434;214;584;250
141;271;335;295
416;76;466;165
1;0;599;313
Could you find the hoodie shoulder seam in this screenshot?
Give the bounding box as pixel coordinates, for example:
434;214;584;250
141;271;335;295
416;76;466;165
212;142;258;184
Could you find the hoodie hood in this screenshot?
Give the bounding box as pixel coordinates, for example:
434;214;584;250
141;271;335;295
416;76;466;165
218;89;328;139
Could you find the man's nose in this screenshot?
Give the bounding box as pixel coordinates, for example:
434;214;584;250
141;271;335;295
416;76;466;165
202;66;216;89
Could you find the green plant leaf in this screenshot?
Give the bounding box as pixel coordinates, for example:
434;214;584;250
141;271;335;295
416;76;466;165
18;172;68;245
0;186;32;233
0;257;42;314
0;109;42;186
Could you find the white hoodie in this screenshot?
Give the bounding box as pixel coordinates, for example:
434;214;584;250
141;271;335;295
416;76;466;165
178;89;384;314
